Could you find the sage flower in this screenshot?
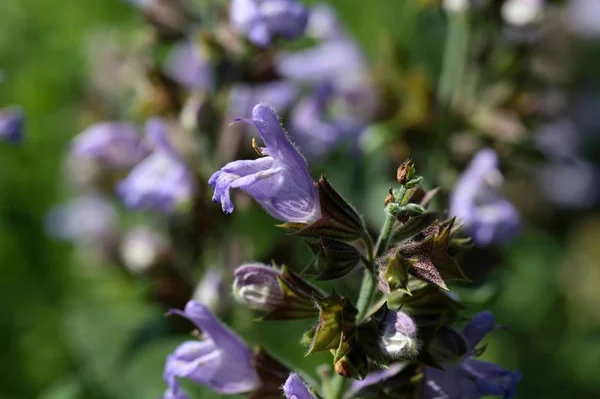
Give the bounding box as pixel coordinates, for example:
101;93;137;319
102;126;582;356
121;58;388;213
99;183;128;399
423;311;522;399
71;122;147;169
209;103;320;224
163;300;260;397
449;149;520;246
230;0;309;47
117;118;194;213
233;263;285;312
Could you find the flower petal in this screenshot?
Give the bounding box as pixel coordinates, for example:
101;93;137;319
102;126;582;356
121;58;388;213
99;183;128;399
283;373;315;399
461;311;496;351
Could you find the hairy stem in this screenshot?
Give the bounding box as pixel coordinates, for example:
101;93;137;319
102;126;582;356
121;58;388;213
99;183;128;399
356;215;395;322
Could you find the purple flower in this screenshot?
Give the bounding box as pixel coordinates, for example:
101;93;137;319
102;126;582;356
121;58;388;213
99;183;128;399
283;373;315;399
117;118;194;213
348;363;406;397
165;41;214;91
449;149;520;246
0;106;24;144
379;311;418;359
233;263;285;311
163;300;260;397
230;0;309;47
45;195;118;242
71;122;148;169
209;103;320;223
227;81;298;118
290;80;372;159
423;311;522;399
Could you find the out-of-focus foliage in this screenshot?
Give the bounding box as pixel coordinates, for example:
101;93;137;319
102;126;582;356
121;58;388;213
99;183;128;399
1;0;600;398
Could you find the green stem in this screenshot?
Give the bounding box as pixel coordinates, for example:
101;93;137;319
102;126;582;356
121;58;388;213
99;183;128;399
356;215;395;322
329;374;346;399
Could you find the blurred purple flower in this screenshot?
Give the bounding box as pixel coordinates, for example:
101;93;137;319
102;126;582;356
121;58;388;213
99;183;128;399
117;118;194;213
71;122;148;169
379;311;418;359
348;363;405;397
423;311;522;399
165;41;214;91
283;373;315;399
230;0;309;47
449;149;520;246
0;106;24;144
537;159;600;209
227;80;298;118
276;7;376;159
290;80;372;159
45;195;117;241
569;0;600;38
163;300;260;397
209;103;320;223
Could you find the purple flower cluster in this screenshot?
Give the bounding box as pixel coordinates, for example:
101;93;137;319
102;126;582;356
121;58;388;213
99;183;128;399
0;106;24;144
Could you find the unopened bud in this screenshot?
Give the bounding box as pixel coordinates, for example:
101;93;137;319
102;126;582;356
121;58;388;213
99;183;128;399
233;263;285;312
379;311;418;359
396;158;414;185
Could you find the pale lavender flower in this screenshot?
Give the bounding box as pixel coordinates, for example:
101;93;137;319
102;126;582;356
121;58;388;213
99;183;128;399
117;118;194;213
290;80;371;159
0;106;24;144
71;122;148;169
233;263;285;312
283;373;315;399
227;81;298;118
165;41;214;91
449;149;520;246
379;311;418;359
45;195;118;242
209;103;320;223
163;300;260;397
423;311;522;399
230;0;309;47
537;159;600;209
569;0;600;38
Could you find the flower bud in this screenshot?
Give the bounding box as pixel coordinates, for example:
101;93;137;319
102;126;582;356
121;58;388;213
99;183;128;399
233;263;285;312
379;311;418;359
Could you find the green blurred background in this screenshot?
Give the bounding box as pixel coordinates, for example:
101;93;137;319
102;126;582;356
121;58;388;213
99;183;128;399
1;0;600;398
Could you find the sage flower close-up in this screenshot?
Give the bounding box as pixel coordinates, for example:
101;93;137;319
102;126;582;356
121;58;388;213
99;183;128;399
209;103;320;224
